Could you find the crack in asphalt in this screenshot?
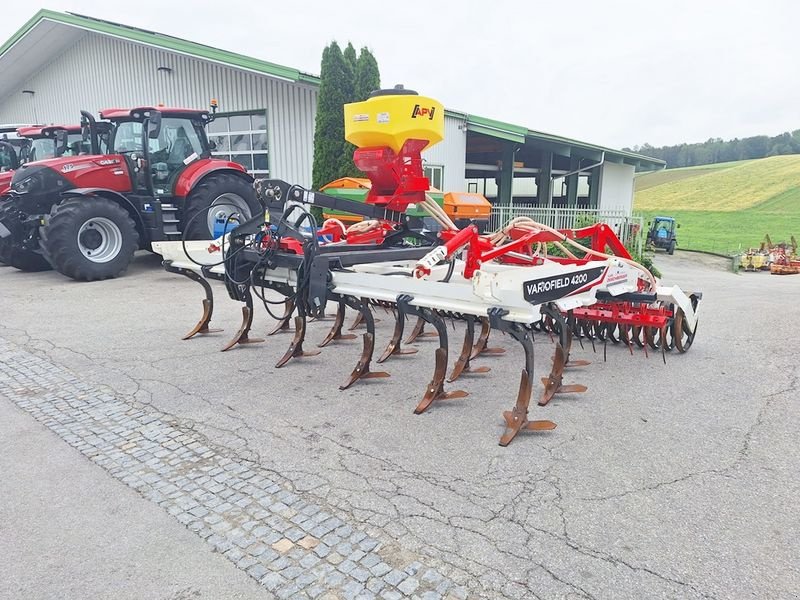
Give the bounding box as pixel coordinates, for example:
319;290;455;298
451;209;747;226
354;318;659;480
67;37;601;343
3;310;792;599
577;365;799;504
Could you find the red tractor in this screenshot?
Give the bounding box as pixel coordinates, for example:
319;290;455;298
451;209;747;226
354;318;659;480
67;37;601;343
0;105;262;280
0;124;93;195
0;124;30;171
1;124;38;185
0;124;101;265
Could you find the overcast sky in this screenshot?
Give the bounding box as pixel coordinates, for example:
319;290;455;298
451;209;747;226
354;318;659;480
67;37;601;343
3;1;798;149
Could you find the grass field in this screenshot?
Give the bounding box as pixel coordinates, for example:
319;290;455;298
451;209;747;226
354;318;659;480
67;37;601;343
634;156;800;254
633;160;754;192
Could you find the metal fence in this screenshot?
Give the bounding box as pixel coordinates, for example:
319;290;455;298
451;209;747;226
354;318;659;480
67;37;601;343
488;206;644;255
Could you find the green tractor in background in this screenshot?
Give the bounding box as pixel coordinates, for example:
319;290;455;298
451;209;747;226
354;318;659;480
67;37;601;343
646;216;679;255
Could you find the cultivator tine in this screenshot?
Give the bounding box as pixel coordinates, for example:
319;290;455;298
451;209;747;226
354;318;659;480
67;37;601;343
501;370;557;445
163;262;224;340
539;343;588;406
620;325;634;356
447;317;490;382
220;291;265;352
562;327;589;368
377;308;418;363
348;310;365;330
396;296;467;414
404;316;438;343
309;314;334;322
182;297;222;340
267;298;295;336
416;347;469;414
563;357;590;368
587;326;596;354
570;318;585;351
318;300;357;348
487;310;556;446
540;306;589;369
340;297;390;390
404;317;424;343
275;311;321;368
469;317;505;359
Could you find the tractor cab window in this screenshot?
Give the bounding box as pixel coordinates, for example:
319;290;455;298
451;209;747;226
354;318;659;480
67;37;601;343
148;118;204;164
97;131;110;154
147;117;205;192
113;118;204;193
0;145;16;171
66;133;93;156
27;138;57;162
113;121;145;154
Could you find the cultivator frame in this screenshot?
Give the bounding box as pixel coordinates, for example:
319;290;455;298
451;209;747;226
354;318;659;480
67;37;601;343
153;88;701;446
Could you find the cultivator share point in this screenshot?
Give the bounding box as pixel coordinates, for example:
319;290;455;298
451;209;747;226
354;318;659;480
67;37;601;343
153;88;702;446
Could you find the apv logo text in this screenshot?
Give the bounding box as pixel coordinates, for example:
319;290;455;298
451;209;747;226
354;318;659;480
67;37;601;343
411;105;436;120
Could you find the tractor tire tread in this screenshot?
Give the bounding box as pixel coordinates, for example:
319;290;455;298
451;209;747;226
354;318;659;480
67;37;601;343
41;197;139;282
182;172;260;240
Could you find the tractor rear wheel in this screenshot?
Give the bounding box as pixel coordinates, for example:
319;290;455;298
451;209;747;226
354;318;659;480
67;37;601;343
40;197;139;281
182;173;261;240
668;240;676;255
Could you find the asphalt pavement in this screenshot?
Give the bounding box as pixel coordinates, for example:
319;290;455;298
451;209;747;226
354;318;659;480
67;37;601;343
0;250;798;599
0;391;269;600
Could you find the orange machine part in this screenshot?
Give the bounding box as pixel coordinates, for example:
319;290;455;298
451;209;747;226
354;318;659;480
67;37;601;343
443;192;492;221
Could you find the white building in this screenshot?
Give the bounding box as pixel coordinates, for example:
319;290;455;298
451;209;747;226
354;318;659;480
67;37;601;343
0;10;663;214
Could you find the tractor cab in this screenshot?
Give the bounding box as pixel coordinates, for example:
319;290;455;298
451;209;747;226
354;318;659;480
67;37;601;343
0;125;32;172
16;125;96;163
646;216;679;255
1;103;259;281
99;107;214;198
0;140;20;172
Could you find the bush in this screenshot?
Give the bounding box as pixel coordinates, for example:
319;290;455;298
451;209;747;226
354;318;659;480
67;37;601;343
627;244;662;278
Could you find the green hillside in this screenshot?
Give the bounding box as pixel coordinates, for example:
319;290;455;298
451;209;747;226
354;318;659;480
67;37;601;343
634;156;800;254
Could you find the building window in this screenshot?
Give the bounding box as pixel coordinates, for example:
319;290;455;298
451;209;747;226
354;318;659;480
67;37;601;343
424;164;444;190
208;110;269;176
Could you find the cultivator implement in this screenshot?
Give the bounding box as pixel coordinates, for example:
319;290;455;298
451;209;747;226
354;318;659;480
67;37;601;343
153;88;701;446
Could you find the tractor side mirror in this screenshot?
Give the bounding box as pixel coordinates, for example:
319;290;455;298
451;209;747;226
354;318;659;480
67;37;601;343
54;129;69;157
147;111;162;139
647;221;651;226
677;223;681;229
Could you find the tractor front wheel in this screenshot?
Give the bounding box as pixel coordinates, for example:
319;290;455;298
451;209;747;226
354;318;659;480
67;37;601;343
182;173;261;240
40;197;139;281
668;240;676;255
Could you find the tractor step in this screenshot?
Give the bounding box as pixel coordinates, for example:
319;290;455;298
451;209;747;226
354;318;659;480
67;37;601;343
161;205;182;236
